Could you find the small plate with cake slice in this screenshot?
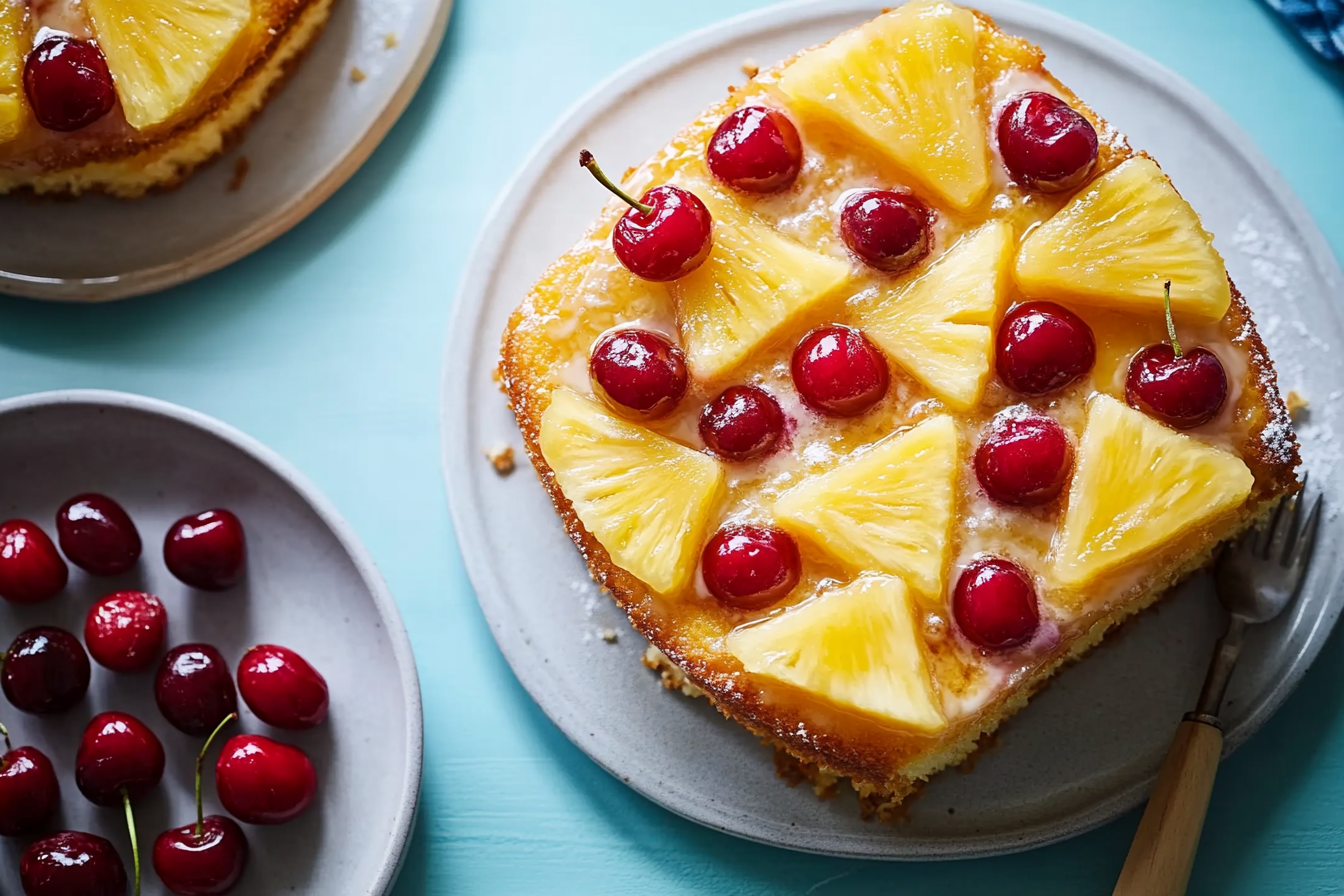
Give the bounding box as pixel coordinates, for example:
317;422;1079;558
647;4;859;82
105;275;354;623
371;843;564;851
0;0;451;301
444;0;1344;859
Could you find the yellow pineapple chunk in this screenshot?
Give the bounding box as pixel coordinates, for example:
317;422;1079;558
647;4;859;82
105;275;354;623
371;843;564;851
0;0;27;144
86;0;253;130
1052;394;1253;589
774;415;957;596
853;221;1012;411
538;389;725;594
726;575;945;732
1015;157;1231;321
669;183;850;379
777;0;988;211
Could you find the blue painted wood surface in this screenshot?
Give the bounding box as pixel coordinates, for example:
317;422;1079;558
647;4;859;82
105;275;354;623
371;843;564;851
0;1;1340;892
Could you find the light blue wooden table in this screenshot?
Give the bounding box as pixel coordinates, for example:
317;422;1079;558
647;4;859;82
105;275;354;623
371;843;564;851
0;1;1340;892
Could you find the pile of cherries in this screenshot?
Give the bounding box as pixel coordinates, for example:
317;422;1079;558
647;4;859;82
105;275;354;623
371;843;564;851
0;495;328;896
578;91;1229;656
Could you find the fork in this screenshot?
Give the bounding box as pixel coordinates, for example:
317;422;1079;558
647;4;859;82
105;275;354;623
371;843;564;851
1112;482;1323;896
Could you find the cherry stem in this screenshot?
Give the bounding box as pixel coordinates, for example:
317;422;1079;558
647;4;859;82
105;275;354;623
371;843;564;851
121;787;140;896
0;721;9;752
196;712;238;836
1163;280;1183;358
579;149;653;215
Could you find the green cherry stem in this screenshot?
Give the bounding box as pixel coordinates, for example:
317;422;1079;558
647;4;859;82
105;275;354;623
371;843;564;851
1163;280;1183;358
121;787;140;896
579;149;654;215
0;720;10;752
197;712;238;836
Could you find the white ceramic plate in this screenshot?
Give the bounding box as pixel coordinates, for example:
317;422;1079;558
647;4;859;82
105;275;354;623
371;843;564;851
442;0;1344;859
0;0;452;302
0;391;421;892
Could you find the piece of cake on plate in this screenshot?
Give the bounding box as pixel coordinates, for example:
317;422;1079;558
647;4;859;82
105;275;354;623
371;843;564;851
500;0;1299;814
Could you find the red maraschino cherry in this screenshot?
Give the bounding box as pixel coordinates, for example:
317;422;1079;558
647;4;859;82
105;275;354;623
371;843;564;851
57;493;142;576
701;525;801;611
580;149;713;281
21;831;128;896
164;510;246;591
974;410;1073;507
996;91;1099;192
706;105;804;193
1125;281;1228;429
215;734;317;825
0;519;68;604
3;627;90;715
792;325;889;416
153;713;249;896
237;645;329;731
839;189;932;274
996;301;1096;397
699;385;785;462
953;557;1041;650
0;722;61;837
588;328;688;417
23;35;117;133
86;591;168;673
155;645;239;737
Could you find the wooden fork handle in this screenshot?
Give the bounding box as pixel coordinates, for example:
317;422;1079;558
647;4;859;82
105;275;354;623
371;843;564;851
1112;717;1223;896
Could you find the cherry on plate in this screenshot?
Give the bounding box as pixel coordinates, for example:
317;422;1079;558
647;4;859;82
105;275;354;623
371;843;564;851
216;734;317;825
996;301;1096;397
792;325;889;417
0;520;68;604
20;831;127;896
838;189;932;274
589;328;688;417
580;149;713;281
706;105;804;193
699;385;785;461
974;411;1073;507
2;627;90;715
996;91;1099;192
953;557;1041;650
0;729;61;837
23;35;117;133
702;525;801;611
85;591;167;673
237;645;329;731
75;711;165;806
164;509;246;591
1125;282;1228;429
57;493;142;576
155;644;239;737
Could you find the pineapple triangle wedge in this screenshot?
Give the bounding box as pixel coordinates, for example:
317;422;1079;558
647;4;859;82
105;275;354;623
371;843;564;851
669;183;850;380
1051;395;1254;590
86;0;253;131
777;0;989;211
538;389;725;595
726;575;946;732
853;221;1012;411
0;0;26;144
1015;157;1232;321
774;415;957;596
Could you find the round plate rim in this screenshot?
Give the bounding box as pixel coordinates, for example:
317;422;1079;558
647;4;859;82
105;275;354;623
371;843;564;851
1;388;425;891
0;0;454;303
442;0;1344;860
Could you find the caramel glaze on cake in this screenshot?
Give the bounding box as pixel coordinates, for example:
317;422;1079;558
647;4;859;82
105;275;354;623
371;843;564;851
500;7;1299;808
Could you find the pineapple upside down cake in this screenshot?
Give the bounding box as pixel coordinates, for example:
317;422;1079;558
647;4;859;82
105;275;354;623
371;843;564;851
0;0;332;196
500;0;1300;810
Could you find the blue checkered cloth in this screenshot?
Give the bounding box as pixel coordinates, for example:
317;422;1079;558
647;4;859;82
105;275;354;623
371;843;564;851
1264;0;1344;61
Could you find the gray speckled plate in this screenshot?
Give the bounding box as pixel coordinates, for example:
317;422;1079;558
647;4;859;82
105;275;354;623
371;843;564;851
0;391;421;893
442;0;1344;859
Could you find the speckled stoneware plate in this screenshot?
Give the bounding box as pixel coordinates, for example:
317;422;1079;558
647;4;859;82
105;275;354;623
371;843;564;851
0;0;452;302
0;391;421;892
442;0;1344;859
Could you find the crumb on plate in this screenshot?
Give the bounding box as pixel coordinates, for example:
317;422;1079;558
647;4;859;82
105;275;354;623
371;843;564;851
227;156;250;192
384;32;399;49
350;66;367;83
741;57;760;78
484;442;516;475
600;628;618;643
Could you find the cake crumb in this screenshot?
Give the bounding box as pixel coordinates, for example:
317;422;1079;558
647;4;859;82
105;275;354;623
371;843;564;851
600;628;618;644
642;646;705;698
226;156;249;192
384;32;399;49
1287;390;1309;418
350;66;367;83
740;58;760;79
483;443;515;475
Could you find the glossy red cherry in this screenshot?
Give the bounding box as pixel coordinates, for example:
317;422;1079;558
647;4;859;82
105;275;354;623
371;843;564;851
996;301;1096;397
1125;283;1228;429
953;557;1041;650
0;727;61;837
20;831;127;896
155;644;239;737
23;36;117;133
701;525;801;611
216;734;317;825
791;325;889;416
0;520;68;604
581;150;713;281
76;711;165;806
589;328;688;417
85;591;167;673
699;385;785;461
237;645;329;731
838;189;932;274
706;105;804;193
57;493;142;576
3;627;90;715
974;411;1072;507
164;510;246;591
996;91;1099;192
